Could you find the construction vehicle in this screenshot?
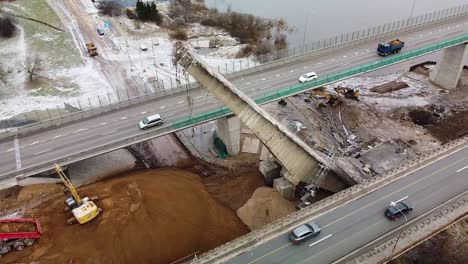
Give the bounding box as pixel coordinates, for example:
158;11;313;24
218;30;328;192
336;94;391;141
86;43;98;57
0;218;42;257
377;39;405;56
309;87;342;107
334;86;360;101
54;164;101;225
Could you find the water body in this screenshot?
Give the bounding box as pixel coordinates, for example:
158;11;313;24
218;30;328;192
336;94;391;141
205;0;468;46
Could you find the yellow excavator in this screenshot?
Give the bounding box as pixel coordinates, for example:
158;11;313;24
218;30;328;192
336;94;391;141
54;164;101;225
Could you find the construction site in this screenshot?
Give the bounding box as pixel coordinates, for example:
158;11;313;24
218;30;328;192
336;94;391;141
2;0;468;263
1;58;468;263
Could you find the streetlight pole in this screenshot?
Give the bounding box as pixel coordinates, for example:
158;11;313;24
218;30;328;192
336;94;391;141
409;0;416;20
302;12;310;49
387;202;409;261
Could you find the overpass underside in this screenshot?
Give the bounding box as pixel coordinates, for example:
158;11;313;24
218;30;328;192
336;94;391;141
174;44;346;192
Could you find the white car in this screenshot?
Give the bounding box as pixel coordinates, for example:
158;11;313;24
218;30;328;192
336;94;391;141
298;72;318;83
139;114;163;129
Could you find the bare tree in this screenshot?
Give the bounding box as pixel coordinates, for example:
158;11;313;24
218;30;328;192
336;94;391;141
0;63;7;85
21;55;43;81
98;2;123;17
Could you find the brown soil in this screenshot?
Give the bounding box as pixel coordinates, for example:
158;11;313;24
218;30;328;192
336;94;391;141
392;218;468;264
0;222;37;233
203;168;265;211
1;169;248;264
237;187;296;230
426;109;468;143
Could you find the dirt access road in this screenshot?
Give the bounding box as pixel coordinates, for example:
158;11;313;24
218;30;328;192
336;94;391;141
49;0;141;98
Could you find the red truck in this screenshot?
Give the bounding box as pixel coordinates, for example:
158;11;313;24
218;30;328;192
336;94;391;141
0;218;42;257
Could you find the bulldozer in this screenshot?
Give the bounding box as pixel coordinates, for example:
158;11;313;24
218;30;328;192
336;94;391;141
334;86;360;101
309;87;342;107
86;43;98;57
54;164;101;225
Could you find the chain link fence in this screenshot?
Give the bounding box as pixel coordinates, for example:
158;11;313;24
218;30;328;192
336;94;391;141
1;4;468;136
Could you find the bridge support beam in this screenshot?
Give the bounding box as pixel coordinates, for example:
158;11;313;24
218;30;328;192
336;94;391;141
175;44;345;192
430;43;468;90
216;115;241;155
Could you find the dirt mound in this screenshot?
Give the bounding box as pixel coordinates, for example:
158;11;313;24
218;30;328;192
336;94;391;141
237;187;296;230
3;169;248;264
426;109;468;143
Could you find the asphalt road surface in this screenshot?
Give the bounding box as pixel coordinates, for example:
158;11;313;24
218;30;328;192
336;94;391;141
227;145;468;264
1;16;468;177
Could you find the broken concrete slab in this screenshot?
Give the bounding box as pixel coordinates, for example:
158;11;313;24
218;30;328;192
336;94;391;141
259;160;281;186
273;177;296;201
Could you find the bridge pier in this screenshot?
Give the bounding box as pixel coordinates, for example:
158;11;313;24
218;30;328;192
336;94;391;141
430;43;468;90
215;115;241;155
175;44;346;193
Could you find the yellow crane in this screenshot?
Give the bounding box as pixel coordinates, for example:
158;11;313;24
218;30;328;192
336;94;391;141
54;164;101;225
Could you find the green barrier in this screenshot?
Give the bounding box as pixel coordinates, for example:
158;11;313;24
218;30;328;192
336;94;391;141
172;34;468;129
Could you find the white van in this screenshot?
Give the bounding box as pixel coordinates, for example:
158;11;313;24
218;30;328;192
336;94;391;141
140;45;148;51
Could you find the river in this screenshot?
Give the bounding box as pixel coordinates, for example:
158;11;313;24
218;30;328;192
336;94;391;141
105;0;468;46
204;0;468;46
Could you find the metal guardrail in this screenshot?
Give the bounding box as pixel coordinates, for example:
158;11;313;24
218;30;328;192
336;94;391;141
184;134;468;264
1;4;468;139
3;33;467;183
343;189;468;264
171;34;468;129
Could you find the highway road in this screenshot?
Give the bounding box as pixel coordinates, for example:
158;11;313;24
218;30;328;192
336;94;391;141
226;144;468;264
1;17;468;177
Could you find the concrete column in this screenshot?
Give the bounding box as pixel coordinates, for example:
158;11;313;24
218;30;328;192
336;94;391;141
175;43;345;192
216;115;241;155
430;43;468;90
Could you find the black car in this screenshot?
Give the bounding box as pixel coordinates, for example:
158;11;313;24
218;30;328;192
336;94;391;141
385;201;413;220
289;222;321;245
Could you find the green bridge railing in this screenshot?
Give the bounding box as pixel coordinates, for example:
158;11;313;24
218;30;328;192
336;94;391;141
173;34;468;130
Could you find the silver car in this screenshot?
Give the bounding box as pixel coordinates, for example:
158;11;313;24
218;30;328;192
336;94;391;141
139;114;163;129
289;222;321;245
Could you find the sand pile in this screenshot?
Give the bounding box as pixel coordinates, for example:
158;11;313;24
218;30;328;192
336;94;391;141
3;169;248;264
236;187;296;230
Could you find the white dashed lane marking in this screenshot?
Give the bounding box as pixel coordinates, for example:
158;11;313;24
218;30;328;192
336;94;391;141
141;111;147;115
7;148;14;152
101;130;117;136
53;135;62;139
34;149;53;155
160;106;167;109
177;101;184;104
100;123;107;125
457;165;468;173
120;117;127;120
194;96;202;100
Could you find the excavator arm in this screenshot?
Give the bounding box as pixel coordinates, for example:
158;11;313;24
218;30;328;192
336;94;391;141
54;164;82;204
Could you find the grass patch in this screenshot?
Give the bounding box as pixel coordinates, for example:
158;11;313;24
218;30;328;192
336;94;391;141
28;76;79;97
1;0;81;67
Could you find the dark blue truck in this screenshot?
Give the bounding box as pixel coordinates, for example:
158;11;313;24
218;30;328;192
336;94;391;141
377;39;405;56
